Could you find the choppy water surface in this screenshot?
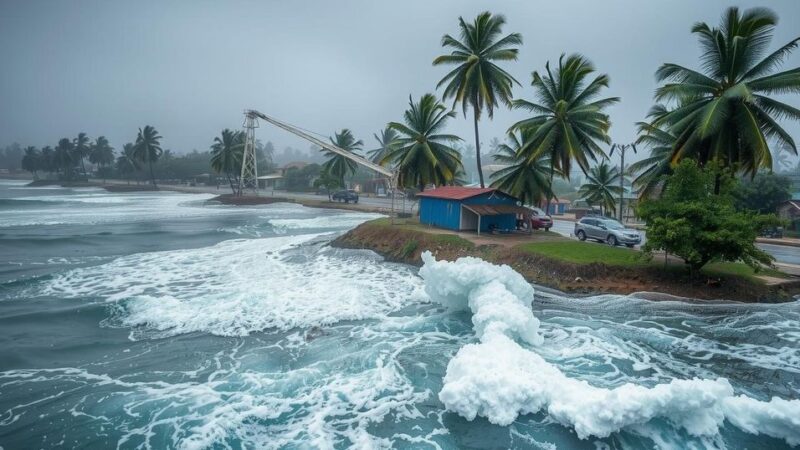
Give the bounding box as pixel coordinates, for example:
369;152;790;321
0;179;798;449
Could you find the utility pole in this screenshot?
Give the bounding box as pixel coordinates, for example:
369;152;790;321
609;143;636;222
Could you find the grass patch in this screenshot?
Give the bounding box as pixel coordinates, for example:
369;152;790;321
399;240;418;258
431;233;475;248
702;262;788;283
517;241;645;267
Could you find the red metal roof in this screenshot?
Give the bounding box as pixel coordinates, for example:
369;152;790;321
416;186;498;201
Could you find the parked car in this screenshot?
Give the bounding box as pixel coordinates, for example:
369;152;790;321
574;217;641;247
331;189;359;203
760;226;784;238
528;207;552;231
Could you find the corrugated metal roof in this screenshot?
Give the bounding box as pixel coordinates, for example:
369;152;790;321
463;204;531;216
416;186;497;200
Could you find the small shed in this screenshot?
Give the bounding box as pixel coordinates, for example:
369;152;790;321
417;186;528;233
543;199;571;215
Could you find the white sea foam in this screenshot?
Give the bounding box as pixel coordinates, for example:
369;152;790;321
268;212;383;232
419;251;800;445
43;234;424;337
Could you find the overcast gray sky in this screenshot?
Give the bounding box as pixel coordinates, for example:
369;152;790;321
1;0;799;166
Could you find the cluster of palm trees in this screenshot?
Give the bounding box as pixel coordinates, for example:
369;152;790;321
321;7;798;212
21;126;164;186
21;134;115;181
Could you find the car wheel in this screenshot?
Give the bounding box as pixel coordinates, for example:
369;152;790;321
625;244;634;248
545;227;551;232
607;235;617;246
576;230;586;241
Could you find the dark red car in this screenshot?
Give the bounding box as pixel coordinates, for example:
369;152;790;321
529;207;552;231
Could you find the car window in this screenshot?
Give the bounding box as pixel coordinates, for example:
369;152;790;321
602;220;624;230
582;219;595;226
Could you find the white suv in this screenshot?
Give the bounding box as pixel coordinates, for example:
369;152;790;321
574;217;641;247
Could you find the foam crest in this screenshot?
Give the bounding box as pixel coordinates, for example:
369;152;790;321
420;251;800;445
43;235;424;337
268;212;383;232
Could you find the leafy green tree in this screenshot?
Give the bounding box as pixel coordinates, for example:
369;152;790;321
314;167;342;200
511;54;619;212
72;132;92;177
210;129;245;195
639;159;774;273
321;129;362;188
367;127;399;165
734;172;792;214
490;129;554;206
89;136;115;182
383;94;463;191
433;11;521;187
579;161;622;216
651;7;800;180
132;125;163;187
21;146;41;179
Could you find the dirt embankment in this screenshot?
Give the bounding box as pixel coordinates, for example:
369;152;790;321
333;221;800;303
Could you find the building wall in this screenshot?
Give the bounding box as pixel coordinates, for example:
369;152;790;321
419;197;461;230
420;191;520;232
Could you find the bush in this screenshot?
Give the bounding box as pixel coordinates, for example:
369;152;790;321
638;160;776;273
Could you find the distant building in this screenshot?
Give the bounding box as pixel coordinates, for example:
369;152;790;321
778;200;800;234
417;186;529;233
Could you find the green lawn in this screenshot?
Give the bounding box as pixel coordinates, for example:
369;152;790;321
702;262;788;282
517;241;644;266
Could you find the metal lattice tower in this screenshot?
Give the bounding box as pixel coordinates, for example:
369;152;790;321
238;110;260;196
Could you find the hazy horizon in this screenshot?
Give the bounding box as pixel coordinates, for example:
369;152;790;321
2;0;799;167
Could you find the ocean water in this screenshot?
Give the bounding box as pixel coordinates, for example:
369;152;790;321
0;179;798;450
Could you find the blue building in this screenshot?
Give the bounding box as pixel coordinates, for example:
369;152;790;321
417;187;528;233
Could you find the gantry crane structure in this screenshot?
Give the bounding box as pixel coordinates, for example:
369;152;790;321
238;109;401;216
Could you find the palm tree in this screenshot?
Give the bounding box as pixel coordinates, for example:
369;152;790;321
21;146;41;179
367;127;399;165
383;94;463;191
631;104;677;199
210;129;245;195
321;129;363;189
511;53;619;212
579;161;622;216
73;132;91;177
40;146;54;177
651;7;800;182
132;125;163;187
433;11;522;188
54;138;75;179
89;136;115;182
490;129;555;206
116;143;139;184
773;141;793;172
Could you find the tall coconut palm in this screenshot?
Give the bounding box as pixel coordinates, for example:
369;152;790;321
433;11;522;188
132;125;163;187
652;7;800;180
40;146;54;176
21;146;41;179
116;143;139;184
321;129;362;189
89;136;115;182
511;53;619;212
210;129;245;195
773;141;793;172
579;161;622;216
73;132;91;177
631;104;677;199
490;129;555;206
382;94;463;191
367;127;399;165
54;138;75;179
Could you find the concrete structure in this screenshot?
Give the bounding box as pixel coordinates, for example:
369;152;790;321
417;186;528;233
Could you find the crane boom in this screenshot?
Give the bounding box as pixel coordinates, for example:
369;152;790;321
246;109;394;178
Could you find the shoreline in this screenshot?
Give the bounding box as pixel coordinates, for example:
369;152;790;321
331;219;800;303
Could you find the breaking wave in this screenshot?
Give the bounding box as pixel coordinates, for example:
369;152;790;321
41;234;424;338
420;251;800;446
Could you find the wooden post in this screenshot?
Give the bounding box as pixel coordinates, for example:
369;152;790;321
478;215;481;235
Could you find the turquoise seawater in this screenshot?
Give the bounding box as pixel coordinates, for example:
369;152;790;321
0;179;798;449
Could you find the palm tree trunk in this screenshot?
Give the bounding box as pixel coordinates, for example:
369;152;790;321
546;162;554;216
80;158;87;179
148;158;157;187
473;108;484;188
